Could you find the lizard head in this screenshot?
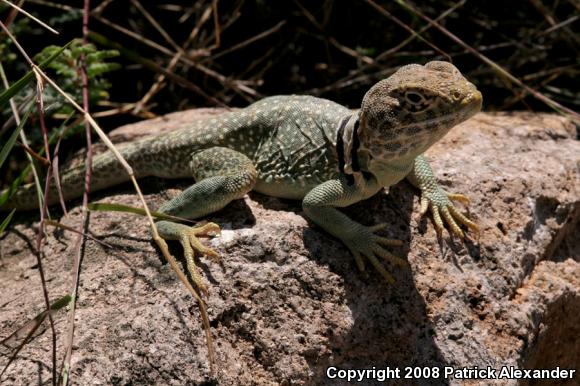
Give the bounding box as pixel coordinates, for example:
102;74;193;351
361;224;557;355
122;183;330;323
357;61;482;161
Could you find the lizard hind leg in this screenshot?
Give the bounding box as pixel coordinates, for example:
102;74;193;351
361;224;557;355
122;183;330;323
155;147;257;293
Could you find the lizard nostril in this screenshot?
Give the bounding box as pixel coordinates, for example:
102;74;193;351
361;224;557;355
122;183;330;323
452;91;462;100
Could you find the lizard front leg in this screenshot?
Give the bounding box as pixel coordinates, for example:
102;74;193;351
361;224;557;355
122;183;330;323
302;175;405;283
407;155;479;238
156;147;257;293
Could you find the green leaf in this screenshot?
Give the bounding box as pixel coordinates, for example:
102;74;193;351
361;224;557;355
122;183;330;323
0;111;74;208
0;167;28;208
0;209;15;234
0;40;74;108
0;109;31;170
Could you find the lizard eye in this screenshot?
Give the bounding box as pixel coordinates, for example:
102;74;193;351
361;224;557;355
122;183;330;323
405;91;425;105
401;90;431;113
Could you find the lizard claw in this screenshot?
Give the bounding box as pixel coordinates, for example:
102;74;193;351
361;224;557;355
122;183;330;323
344;224;406;284
156;221;222;295
184;222;222;261
420;188;479;239
446;192;470;205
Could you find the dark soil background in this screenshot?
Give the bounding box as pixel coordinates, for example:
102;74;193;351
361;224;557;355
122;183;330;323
2;1;579;119
1;0;578;191
0;1;578;195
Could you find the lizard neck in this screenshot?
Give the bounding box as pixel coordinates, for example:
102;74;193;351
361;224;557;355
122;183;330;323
363;153;415;187
334;112;415;188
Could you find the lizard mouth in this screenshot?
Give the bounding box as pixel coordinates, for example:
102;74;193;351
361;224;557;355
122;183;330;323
462;90;483;116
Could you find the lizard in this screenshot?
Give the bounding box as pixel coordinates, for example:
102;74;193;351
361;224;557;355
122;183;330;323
1;60;481;288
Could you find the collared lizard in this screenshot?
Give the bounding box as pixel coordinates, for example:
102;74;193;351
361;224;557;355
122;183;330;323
2;60;481;286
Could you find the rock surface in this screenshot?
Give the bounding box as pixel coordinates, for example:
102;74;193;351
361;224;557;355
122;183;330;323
0;110;578;385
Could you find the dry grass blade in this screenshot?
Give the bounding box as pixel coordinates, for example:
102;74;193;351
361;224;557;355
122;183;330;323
0;295;71;382
209;20;287;61
45;219;113;249
0;21;61;385
61;2;93;382
92;11;257;100
133;2;216;115
35;52;218;376
364;0;450;60
89;31;227;107
0;0;59;34
1;21;217;379
294;0;373;64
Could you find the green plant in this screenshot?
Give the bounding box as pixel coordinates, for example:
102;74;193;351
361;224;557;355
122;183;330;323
33;39;120;117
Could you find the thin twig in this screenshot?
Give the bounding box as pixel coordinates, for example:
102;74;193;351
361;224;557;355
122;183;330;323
363;0;450;60
130;0;181;53
294;1;373;64
0;63;45;208
211;0;221;49
92;14;257;98
0;0;59;34
60;0;92;383
37;48;217;376
0;20;58;386
308;0;463;96
208;20;286;61
26;0;76;12
133;2;216;115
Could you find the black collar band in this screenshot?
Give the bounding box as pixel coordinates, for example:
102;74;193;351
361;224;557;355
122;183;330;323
336;114;362;181
350;119;361;173
336;115;349;174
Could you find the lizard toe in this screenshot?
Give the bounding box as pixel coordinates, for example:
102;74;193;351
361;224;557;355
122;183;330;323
365;252;396;284
446;192;471;205
190;222;221;237
345;225;405;284
441;206;465;239
373;244;407;267
376;236;404;247
186;225;221;262
178;233;209;296
448;205;480;235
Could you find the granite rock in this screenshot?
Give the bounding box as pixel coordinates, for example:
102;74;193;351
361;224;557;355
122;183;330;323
0;110;578;385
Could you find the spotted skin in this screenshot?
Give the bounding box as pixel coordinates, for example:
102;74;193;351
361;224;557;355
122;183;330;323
2;61;482;284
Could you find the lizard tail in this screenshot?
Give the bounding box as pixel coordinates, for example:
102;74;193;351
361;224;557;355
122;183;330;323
1;142;147;211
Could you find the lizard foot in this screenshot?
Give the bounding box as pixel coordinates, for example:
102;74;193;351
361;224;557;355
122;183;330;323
156;220;221;295
419;188;479;239
344;223;406;284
